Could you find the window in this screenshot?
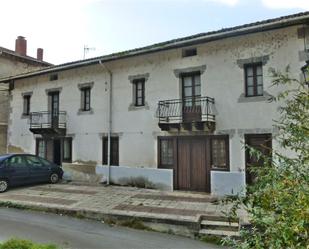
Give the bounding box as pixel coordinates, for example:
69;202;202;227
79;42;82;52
36;139;46;159
211;136;229;170
25;155;45;167
49;74;58;81
182;72;201;107
133;79;145;106
23;95;31;115
159;138;174;166
182;48;197;57
63;138;72;163
5;156;27;168
245;63;263;97
81;87;91;111
103;137;119;166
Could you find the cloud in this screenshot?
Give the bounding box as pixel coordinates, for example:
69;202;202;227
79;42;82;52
262;0;309;10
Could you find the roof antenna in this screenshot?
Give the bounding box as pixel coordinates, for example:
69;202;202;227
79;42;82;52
83;45;96;59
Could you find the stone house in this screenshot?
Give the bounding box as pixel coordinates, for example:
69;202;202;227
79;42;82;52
1;12;308;195
0;36;51;154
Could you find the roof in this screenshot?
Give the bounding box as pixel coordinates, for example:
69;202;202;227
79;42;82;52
0;46;52;67
1;11;309;83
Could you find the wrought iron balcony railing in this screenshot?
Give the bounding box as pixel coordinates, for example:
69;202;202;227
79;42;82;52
157;96;215;124
30;111;67;130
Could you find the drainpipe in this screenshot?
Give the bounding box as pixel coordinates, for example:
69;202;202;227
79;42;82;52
99;60;112;185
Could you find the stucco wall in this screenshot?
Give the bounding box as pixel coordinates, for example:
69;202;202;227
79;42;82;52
8;25;305;183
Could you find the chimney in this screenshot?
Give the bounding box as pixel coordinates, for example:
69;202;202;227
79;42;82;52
37;48;43;61
15;36;27;56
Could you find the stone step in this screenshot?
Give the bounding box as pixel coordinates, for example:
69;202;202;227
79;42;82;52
201;220;239;227
200;215;239;223
199;228;240;237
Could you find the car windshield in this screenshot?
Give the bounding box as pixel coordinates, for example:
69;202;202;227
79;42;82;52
0;155;10;162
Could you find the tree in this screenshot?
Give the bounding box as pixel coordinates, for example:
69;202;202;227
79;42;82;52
224;67;309;249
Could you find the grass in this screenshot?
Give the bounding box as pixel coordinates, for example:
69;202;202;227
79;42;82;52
0;238;58;249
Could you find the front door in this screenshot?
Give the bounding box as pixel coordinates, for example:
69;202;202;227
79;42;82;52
245;134;272;185
177;137;209;192
49;92;59;128
182;72;201;122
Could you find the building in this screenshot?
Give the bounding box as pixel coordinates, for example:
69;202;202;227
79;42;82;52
0;36;51;154
1;12;308;195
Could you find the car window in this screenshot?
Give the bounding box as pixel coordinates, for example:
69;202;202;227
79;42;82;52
25;156;45;167
6;156;27;168
39;158;52;167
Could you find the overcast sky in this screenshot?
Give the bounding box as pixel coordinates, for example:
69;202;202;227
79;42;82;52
1;0;308;65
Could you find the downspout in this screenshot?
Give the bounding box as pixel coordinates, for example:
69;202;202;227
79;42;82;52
99;60;112;185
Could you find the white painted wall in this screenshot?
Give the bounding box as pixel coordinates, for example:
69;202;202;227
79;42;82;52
8;25;305;193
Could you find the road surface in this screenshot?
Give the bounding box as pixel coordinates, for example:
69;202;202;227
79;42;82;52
0;208;223;249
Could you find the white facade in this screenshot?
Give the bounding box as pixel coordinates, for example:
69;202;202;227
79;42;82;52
5;21;308;194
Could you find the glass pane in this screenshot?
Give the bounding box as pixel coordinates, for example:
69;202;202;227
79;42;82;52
137;82;143;90
137;98;143;106
184;87;192;97
195;85;201;96
8;156;26;168
194;75;201;86
161;140;173;165
25;156;44;167
256;65;263;76
38;140;46;158
257;85;263;95
247;77;254;86
212;139;227;168
247;86;254;96
246;67;253;77
183;76;192;87
257;75;263;86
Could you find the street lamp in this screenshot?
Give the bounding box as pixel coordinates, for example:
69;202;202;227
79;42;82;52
301;60;309;87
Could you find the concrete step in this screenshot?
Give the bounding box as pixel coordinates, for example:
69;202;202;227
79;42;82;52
200;215;239;223
201;220;239;227
199;228;240;237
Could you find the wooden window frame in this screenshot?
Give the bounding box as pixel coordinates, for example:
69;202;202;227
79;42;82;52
81;87;91;111
244;63;263;97
181;71;201;100
102;136;119;166
158;137;175;168
210;135;230;171
133;79;145;107
23;95;31;116
62;137;72;163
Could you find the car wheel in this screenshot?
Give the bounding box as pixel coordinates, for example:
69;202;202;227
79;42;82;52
0;179;9;193
50;173;59;184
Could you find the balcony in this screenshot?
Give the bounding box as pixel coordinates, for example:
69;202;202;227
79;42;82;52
30;111;67;136
156;96;216;131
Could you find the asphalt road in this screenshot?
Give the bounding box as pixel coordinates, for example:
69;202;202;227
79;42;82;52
0;208;223;249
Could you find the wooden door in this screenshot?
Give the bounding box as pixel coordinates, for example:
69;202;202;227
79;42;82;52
182;73;201;122
177;137;209;192
245;134;272;185
177;138;191;190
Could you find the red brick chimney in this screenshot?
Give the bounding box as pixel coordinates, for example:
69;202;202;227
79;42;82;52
37;48;43;61
15;36;27;56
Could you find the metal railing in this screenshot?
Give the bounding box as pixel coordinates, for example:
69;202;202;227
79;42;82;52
157;96;215;123
30;111;67;129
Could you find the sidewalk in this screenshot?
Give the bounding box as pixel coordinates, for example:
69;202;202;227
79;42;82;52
0;183;240;237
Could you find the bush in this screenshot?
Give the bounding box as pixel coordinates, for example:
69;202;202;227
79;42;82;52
223;67;309;248
0;239;58;249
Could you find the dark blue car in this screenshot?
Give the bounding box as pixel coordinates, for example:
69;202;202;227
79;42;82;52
0;154;63;193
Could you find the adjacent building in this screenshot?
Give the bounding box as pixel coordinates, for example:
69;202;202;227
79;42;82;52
1;12;308;195
0;36;51;154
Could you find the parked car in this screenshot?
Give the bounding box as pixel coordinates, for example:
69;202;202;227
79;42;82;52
0;154;63;193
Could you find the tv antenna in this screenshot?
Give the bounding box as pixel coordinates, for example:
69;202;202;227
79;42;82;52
83;45;96;59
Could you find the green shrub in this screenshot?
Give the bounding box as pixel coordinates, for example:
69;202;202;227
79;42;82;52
0;238;58;249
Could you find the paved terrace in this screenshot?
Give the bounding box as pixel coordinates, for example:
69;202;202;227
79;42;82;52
0;183;244;237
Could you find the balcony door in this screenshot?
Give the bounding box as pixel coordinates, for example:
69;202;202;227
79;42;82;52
182;72;201;122
49;92;59;128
